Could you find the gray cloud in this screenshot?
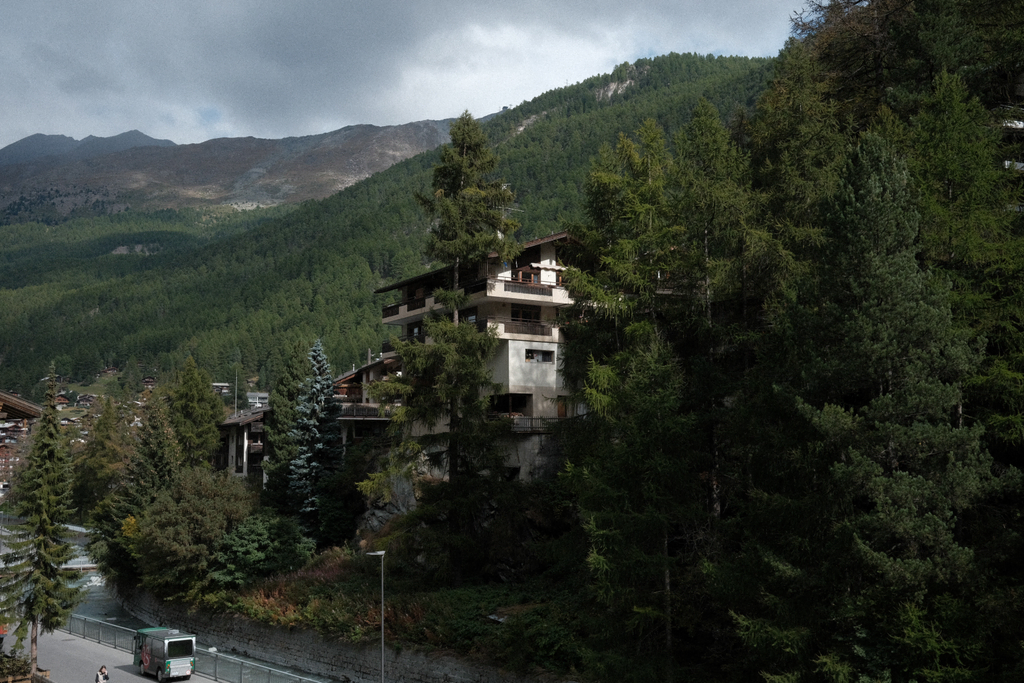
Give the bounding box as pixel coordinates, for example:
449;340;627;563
0;0;800;149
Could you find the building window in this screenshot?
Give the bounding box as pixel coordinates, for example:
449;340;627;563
511;304;541;322
525;349;554;363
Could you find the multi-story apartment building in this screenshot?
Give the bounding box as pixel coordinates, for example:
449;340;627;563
366;231;574;480
218;232;575;486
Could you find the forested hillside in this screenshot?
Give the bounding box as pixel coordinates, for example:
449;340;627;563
0;52;771;397
36;1;1024;682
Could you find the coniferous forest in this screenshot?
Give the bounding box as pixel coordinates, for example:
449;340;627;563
4;1;1024;681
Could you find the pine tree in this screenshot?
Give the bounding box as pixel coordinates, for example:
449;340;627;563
367;112;521;584
262;339;310;512
88;398;182;583
416;111;521;321
899;72;1024;459
0;369;82;673
168;356;223;466
560;109;758;680
72;396;129;524
288;340;344;541
727;134;1003;681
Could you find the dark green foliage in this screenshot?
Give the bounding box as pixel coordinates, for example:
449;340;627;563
88;398;181;583
724;135;1005;681
0;370;82;671
366;113;532;585
0;656;30;678
369;312;512;584
896;72;1024;459
134;468;253;601
71;396;130;523
262;339;311;512
168;356;225;465
418;111;522;276
288;340;346;542
209;510;314;589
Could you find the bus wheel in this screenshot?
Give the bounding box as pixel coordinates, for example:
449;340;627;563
156;669;163;683
139;664;146;677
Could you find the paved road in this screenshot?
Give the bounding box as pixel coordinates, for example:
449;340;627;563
33;629;137;683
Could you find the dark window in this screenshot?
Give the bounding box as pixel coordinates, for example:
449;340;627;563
167;640;194;658
525;349;554;363
511;304;541;322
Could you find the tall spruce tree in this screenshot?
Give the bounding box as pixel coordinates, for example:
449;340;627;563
0;369;82;673
898;72;1024;460
367;112;521;585
262;339;310;512
72;396;129;524
288;339;344;542
89;398;182;583
726;134;1005;681
168;356;223;466
416;110;521;320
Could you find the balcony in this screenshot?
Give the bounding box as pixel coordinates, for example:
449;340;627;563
476;317;555;338
381;295;433;321
488;414;564;433
503;281;553;296
338;404;393;418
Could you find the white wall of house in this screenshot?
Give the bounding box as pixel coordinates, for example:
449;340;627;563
489;339;564;418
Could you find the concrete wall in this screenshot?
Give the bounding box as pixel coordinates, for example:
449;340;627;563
115;587;575;683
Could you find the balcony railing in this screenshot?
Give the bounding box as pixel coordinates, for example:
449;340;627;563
382;279;562;317
504;281;553;296
338;404;395;418
476;317;554;337
488;414;564;433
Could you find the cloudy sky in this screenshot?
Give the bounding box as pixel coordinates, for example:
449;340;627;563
0;0;801;150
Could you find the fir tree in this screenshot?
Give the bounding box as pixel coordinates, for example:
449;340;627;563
0;369;82;673
416;111;521;321
560;109;757;679
88;398;182;583
288;339;344;541
727;134;1004;681
168;356;223;466
262;339;310;512
71;396;129;524
367;112;521;584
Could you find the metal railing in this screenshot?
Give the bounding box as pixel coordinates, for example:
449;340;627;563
63;614;329;683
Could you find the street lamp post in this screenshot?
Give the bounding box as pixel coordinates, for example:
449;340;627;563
367;551;386;683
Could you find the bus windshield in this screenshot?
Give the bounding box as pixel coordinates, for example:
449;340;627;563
166;640;194;658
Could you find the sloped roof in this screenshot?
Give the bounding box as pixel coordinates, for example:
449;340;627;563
374;231;570;295
220;405;270;427
0;390;43;420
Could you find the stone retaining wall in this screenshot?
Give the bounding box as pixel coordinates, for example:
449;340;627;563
115;588;574;683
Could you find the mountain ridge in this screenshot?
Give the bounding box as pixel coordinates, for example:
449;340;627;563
0;120;453;221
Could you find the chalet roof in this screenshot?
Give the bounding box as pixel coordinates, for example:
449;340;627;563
334;356;400;385
0;390;43;421
374;231;569;295
220;406;270;428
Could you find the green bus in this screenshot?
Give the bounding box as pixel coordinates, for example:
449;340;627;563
133;627;196;682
